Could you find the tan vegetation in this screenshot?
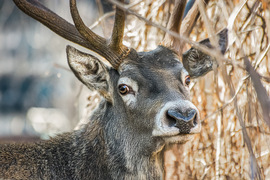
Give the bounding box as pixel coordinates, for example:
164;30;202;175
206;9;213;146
90;0;270;179
2;0;269;179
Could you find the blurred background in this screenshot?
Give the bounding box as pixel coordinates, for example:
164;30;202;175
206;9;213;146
0;0;113;139
1;0;270;179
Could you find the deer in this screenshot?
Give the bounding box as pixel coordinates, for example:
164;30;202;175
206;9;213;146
0;0;227;179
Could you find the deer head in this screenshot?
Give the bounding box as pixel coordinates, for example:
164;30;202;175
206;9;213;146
12;0;227;178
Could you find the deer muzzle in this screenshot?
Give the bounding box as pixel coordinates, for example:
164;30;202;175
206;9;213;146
152;101;201;143
167;108;198;134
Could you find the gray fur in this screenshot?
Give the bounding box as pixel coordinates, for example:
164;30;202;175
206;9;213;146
0;32;227;179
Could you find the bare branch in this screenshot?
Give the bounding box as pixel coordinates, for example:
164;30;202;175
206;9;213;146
244;57;270;129
109;0;229;65
89;12;115;30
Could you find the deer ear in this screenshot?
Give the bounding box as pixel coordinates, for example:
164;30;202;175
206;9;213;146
182;28;228;78
66;45;112;102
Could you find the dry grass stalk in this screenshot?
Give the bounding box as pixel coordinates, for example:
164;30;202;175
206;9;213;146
82;0;270;179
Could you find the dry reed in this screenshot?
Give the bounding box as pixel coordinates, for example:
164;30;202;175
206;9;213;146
86;0;270;179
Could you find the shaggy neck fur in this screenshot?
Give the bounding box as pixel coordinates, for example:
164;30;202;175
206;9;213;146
73;100;165;179
0;100;164;179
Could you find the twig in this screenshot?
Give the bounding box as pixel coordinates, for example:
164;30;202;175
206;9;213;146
244;57;270;128
108;0;230;64
254;43;270;70
95;0;106;36
53;63;71;72
126;0;143;9
89;11;115;30
215;111;222;179
202;76;247;122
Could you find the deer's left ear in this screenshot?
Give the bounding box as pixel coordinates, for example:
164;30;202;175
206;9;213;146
66;45;112;102
182;28;228;78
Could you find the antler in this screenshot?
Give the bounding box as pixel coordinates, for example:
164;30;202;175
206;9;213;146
179;0;209;51
162;0;187;53
13;0;129;69
162;0;210;55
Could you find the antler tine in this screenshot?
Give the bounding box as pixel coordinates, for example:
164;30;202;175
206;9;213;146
109;0;129;56
70;0;129;69
69;0;107;50
13;0;129;69
13;0;96;51
161;0;187;54
179;0;210;52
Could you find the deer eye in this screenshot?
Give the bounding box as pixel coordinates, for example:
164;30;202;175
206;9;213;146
118;84;130;95
185;75;191;86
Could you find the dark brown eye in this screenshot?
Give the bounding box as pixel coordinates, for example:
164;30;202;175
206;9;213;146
185;75;191;86
118;84;130;95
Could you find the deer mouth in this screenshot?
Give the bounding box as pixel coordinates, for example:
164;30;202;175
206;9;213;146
155;123;201;144
152;119;201;144
162;134;196;144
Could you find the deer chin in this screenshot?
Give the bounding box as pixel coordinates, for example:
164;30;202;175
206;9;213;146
156;123;201;144
162;133;197;144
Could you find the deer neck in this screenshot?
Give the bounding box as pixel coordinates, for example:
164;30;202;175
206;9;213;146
86;100;165;179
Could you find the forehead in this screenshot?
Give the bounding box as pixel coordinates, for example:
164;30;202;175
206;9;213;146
119;46;186;76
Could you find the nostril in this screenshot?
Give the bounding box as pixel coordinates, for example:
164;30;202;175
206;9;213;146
192;114;198;126
188;109;197;126
167;109;196;123
166;108;198;133
166;112;177;127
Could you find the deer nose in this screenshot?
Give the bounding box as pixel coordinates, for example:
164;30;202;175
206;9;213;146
167;108;197;134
